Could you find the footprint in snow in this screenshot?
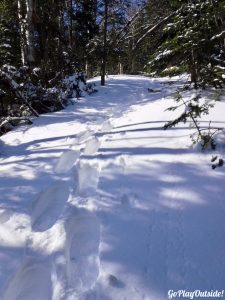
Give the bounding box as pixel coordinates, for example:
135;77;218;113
64;208;100;295
107;274;125;288
77;129;94;144
4;259;52;300
55;149;80;174
31;182;70;232
77;162;101;195
120;192;139;208
83;136;101;156
100;120;112;133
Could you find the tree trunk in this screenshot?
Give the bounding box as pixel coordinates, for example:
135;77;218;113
118;56;123;74
85;60;89;78
101;0;108;86
69;0;73;47
190;49;198;89
18;0;35;65
26;0;35;64
18;0;26;64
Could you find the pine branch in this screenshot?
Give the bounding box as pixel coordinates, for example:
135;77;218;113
132;11;176;51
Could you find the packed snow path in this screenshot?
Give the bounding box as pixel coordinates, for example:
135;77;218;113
0;75;225;300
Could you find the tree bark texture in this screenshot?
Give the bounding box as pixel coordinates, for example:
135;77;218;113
17;0;35;65
101;0;108;86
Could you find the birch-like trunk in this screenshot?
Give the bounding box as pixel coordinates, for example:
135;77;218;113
118;56;123;74
18;0;35;65
18;0;26;64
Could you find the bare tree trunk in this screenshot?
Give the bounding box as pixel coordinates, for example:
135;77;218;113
190;49;198;89
68;0;73;47
25;0;35;64
85;60;89;78
18;0;26;64
118;56;123;74
101;0;108;86
130;24;135;73
18;0;35;65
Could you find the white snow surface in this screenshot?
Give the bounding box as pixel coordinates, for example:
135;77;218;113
0;75;225;300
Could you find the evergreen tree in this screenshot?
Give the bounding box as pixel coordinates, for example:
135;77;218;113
72;0;99;69
0;0;20;67
116;0;174;74
148;0;225;87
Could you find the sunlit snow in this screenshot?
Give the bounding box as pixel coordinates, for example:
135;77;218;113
0;75;225;300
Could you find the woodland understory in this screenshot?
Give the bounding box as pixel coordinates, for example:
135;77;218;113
1;0;225;156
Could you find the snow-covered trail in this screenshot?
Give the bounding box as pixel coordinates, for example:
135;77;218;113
0;75;225;300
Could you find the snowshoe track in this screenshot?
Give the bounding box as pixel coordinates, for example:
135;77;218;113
65;208;100;295
4;259;52;300
29;125;103;299
77;162;100;195
83;137;100;156
55;150;80;174
31;182;70;232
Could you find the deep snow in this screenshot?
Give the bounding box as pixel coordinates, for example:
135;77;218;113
0;75;225;300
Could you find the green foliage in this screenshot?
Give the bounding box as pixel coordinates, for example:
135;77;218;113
164;90;222;151
0;1;20;67
148;0;225;86
160;65;187;77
